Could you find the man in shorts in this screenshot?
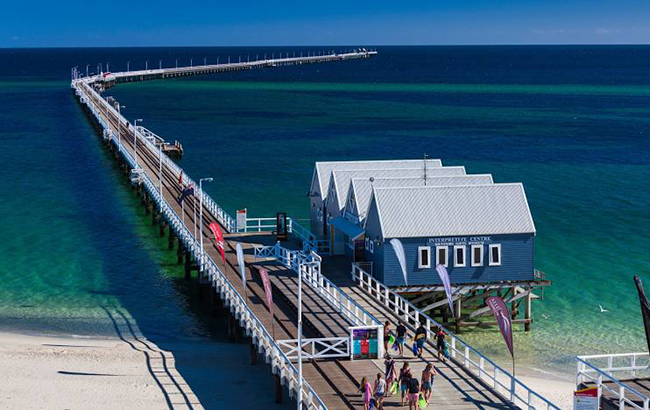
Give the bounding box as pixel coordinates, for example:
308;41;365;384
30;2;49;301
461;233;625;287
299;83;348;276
396;321;407;357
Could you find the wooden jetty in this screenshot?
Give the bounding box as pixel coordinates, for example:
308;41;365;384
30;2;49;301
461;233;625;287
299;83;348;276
71;52;559;409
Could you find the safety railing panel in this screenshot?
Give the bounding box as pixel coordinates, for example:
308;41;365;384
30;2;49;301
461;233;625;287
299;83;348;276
576;353;650;410
73;80;326;410
278;337;350;360
255;244;383;334
351;263;559;410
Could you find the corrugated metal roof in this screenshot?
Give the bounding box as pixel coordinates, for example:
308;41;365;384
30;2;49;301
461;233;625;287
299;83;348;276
330;166;467;210
371;184;535;238
349;174;494;221
314;159;443;200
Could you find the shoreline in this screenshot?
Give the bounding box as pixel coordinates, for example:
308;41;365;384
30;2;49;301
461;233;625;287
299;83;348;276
0;329;293;410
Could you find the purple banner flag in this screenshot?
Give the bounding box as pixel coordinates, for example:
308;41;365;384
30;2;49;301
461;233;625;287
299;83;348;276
435;264;455;318
486;296;514;359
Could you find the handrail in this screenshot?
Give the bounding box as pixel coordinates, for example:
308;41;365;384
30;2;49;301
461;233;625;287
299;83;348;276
74;81;327;410
255;244;383;333
277;336;350;360
576;353;650;410
351;263;559;410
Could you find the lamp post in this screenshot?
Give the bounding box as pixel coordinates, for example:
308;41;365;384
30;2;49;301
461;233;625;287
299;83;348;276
297;259;304;409
145;60;149;71
133;118;143;168
127;61;130;72
158;139;163;197
199;177;214;272
159;59;162;69
175;58;178;69
86;64;90;77
204;57;207;66
190;58;193;67
107;62;110;72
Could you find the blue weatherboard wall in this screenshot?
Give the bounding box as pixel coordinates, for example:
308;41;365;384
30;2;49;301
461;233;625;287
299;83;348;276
376;234;534;286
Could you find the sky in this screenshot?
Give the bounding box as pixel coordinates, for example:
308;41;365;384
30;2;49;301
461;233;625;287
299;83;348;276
2;0;650;47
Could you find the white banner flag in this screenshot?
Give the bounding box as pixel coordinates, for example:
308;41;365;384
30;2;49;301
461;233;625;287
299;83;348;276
390;239;408;286
236;243;246;287
436;264;455;317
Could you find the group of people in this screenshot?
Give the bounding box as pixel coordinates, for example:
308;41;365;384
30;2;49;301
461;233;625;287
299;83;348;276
383;321;448;362
359;320;448;409
360;359;437;410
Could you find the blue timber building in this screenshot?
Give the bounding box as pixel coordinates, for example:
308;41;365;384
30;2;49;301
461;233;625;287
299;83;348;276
361;184;536;287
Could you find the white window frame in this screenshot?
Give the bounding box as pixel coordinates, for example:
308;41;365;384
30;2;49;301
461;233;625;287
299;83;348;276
364;237;369;250
369;240;374;254
418;246;431;269
489;244;502;266
435;246;448;267
471;245;483;267
454;245;466;267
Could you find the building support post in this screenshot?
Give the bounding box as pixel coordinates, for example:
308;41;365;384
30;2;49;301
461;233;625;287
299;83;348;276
454;298;462;334
168;227;174;250
177;242;184;265
525;290;532;332
250;342;258;365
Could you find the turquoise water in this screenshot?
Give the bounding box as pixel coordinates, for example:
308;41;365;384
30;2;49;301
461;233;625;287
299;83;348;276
1;46;650;379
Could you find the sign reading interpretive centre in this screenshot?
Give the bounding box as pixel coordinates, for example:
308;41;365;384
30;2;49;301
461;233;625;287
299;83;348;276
428;236;492;247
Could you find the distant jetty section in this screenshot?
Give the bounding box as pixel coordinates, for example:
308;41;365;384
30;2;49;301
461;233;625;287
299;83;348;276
70;50;559;410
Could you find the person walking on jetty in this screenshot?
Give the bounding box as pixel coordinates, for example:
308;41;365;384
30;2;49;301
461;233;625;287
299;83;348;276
421;363;437;405
435;328;447;362
383;321;392;352
373;373;386;409
398;362;412;406
414;323;427;358
407;373;421;410
383;354;397;395
396;321;407;357
360;376;373;410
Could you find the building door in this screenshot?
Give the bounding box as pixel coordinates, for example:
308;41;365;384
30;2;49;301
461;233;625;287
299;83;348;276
354;239;365;262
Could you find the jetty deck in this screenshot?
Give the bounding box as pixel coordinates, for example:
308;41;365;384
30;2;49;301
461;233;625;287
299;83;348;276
71;53;559;409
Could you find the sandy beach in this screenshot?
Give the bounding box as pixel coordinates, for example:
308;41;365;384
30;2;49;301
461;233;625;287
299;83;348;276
0;330;292;410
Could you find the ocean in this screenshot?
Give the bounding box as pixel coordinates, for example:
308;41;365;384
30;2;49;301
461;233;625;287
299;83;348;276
1;45;649;380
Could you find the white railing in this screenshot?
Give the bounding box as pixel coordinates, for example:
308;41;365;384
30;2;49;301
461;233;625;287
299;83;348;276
74;80;327;410
255;244;383;332
576;353;650;410
242;217;278;232
278;337;350;360
351;263;559;410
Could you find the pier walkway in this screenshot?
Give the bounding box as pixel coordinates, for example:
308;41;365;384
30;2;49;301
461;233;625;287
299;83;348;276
71;53;558;409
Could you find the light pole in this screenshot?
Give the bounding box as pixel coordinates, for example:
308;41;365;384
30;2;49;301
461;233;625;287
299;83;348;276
175;58;178;69
86;64;90;77
145;60;149;71
199;177;214;272
190;58;193;67
127;61;130;72
159;59;162;69
297;260;304;409
158;140;163;197
217;56;219;65
133;118;143;167
107;62;110;72
204;57;206;66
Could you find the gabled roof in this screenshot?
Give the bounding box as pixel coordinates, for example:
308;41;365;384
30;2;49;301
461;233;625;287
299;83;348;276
369;184;536;238
329;166;467;211
312;159;443;201
348;174;494;221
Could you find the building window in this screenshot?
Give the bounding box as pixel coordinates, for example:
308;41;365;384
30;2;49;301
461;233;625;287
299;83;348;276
471;245;483;267
418;246;431;269
454;245;466;267
364;237;369;250
369;240;374;254
435;246;448;267
489;244;501;266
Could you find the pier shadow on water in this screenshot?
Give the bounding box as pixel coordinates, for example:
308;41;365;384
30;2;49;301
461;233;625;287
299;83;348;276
58;113;293;410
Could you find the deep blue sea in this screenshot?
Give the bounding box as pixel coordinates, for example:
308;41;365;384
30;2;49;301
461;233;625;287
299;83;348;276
1;46;649;378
